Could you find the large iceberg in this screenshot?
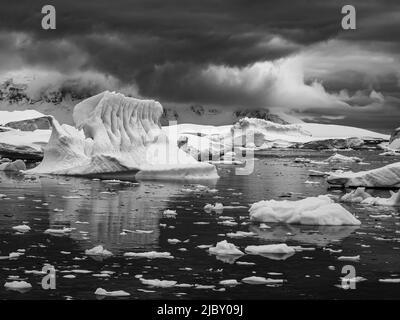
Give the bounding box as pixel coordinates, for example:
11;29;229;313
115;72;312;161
249;195;361;226
171;117;389;160
26;91;218;180
327;162;400;187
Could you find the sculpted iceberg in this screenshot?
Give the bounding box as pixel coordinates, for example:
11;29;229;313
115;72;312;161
341;187;400;206
327;162;400;187
26;91;218;180
249;195;361;226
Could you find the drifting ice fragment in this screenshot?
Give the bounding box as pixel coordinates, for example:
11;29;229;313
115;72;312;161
326;153;361;163
85;245;113;257
12;225;31;233
249;195;360;226
209;240;244;256
140;278;177;288
4;281;32;292
123;251;173;259
241;276;284;285
95;288;130;297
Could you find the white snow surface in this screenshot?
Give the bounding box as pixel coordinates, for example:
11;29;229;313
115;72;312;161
249;195;361;226
26;91;218;181
327;162;400;187
0;110;46;125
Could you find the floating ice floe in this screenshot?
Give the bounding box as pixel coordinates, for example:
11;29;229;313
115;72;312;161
95;288;130;297
341;187;400;206
140;278;177;288
25;91;218;181
204;203;224;213
12;225;31;233
241;276;284;285
219;279;240;286
226;231;257;238
208;240;244;257
123;251;173;259
337;255;360;262
4;281;32;292
325;153;362;163
245;244;295;255
340;187;371;203
85;245;113;257
9;252;24;259
249;195;361;226
44;227;74;235
379;151;399;156
163;209;177;218
167;239;181;244
379;278;400;283
294;157;311;163
327;162;400;187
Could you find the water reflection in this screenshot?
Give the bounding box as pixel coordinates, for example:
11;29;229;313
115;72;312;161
2;172;203;253
249;224;359;247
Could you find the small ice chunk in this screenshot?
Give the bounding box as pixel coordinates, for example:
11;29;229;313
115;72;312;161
44;227;74;235
12;225;31;233
208;240;244;256
337;255;360;262
140;278;177;288
95;288;130;297
226;231;256;238
245;244;295;255
85;245;113;257
242;276;284;285
167;239;181;244
4;280;32;291
379;278;400;283
123;251;173;259
163;209;177;218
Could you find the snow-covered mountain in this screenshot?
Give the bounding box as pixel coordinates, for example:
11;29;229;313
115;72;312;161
0;78;85;125
0;77;300;127
160;104;301;126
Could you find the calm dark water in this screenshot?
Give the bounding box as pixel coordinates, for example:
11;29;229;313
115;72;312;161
1;149;400;300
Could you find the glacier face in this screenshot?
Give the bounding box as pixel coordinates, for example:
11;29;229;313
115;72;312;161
27;91;218;180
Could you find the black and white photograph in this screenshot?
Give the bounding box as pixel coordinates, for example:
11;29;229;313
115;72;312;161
0;0;399;309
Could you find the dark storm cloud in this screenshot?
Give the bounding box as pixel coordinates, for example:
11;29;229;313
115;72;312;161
0;0;399;119
0;0;392;75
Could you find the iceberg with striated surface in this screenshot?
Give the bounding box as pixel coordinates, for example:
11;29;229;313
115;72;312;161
26;91;218;180
327;162;400;187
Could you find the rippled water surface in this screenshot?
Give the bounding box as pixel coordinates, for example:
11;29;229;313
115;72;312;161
1;150;400;300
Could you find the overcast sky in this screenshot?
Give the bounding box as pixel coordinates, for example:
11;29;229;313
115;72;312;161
1;0;400;130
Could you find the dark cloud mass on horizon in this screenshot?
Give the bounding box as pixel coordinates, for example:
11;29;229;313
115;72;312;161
0;0;400;129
